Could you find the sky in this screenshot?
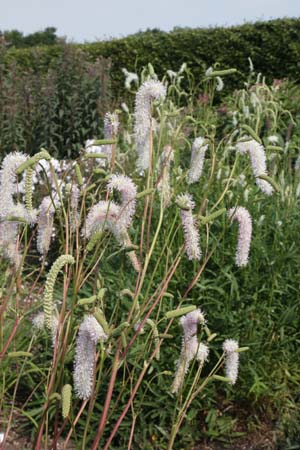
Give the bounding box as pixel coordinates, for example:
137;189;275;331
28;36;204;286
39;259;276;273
1;0;299;43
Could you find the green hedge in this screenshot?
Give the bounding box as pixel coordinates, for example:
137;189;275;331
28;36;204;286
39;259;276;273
4;18;300;99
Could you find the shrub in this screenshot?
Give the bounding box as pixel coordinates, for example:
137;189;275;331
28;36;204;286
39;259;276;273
0;43;111;159
4;18;300;101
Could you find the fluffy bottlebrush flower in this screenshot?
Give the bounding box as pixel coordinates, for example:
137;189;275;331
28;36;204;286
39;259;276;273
0;152;37;266
0;152;28;218
177;194;201;260
119;230;141;272
103;112;119;164
32;311;59;347
73;315;107;399
83;198;140;272
157;145;174;207
236;139;273;195
70;184;81;231
223;339;239;385
37;196;56;256
83;200;123;239
0;202;36;267
228;206;252;267
104;112;119;138
134;80;167;172
171;309;208;394
188;137;209;184
122;68;139;90
107;174;137;228
0;222;20;267
180;308;206;340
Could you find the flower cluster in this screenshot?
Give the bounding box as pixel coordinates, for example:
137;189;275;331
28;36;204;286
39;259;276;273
188;137;209;184
177;193;201;260
228;206;252;267
172;309;209;394
107;174;137;228
37;197;57;256
157;145;174;207
223;339;239;385
73;315;107;399
0;152;37;265
236;139;273;195
134;80;167;172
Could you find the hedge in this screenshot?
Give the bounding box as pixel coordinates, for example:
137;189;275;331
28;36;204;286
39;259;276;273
3;18;300;100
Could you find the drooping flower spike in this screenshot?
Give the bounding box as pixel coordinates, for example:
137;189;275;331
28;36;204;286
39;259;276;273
134;80;167;172
236;139;273;195
73;315;107;399
37;196;57;256
177;193;201;261
157;144;174;207
107;174;137;228
171;309;209;394
228;206;252;267
188;137;208;184
223;339;239;385
103;112;119;165
0;152;37;265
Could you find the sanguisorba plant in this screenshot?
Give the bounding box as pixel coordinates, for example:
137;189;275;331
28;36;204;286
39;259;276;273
0;62;286;449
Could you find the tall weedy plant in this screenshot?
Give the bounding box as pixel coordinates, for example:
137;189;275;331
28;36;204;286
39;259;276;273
0;63;291;449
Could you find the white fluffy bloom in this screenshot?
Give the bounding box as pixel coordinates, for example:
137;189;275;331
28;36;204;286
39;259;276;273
32;311;59;347
107;174;137;228
223;339;239;385
83;200;122;239
70;184;81;231
171;309;208;394
228;206;252;267
267;135;279;144
134;80;167;172
84;113;118;167
236;139;273;195
188;137;209;184
0;152;28;218
37;197;56;256
73;315;107;399
0;222;21;267
177;194;201;260
122;68;139;90
216;76;224;91
157;145;174;207
103;112;119;164
0;152;35;265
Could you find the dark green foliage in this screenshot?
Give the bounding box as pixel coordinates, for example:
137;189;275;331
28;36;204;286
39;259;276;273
4;18;300;101
0;43;111;158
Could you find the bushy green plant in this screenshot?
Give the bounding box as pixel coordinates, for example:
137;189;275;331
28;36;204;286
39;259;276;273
0;63;299;450
0;42;111;159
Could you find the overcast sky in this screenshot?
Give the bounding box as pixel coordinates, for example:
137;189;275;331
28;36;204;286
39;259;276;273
1;0;299;42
